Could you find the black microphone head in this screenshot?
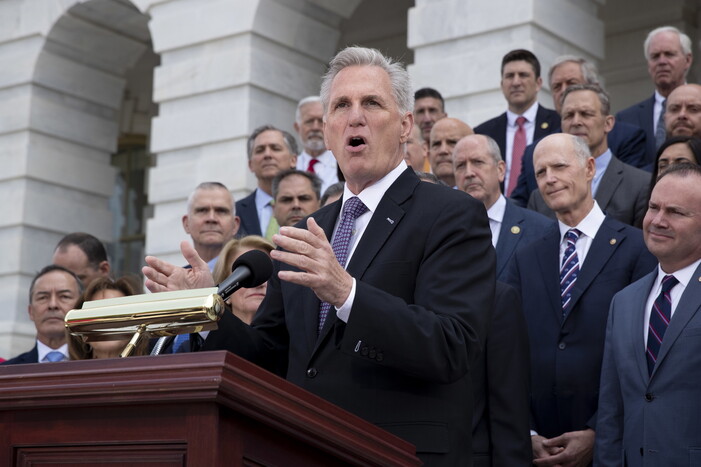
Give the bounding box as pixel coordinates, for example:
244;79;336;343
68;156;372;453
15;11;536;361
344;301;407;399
231;249;273;288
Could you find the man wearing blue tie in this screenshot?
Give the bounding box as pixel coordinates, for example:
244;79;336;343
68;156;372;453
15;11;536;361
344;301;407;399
2;265;82;364
596;163;701;466
507;133;655;466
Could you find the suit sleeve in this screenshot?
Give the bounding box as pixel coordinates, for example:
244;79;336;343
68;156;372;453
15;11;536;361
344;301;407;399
340;192;495;383
593;296;625;466
489;283;533;466
610;125;648;169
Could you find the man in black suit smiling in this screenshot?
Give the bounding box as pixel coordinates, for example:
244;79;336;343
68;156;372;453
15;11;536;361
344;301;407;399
144;46;495;466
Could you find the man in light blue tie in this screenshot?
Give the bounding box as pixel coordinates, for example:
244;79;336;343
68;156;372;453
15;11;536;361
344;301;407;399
596;163;701;466
506;133;655;466
2;265;82;364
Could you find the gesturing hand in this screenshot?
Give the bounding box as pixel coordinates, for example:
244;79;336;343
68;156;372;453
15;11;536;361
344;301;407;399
272;217;353;307
142;241;215;293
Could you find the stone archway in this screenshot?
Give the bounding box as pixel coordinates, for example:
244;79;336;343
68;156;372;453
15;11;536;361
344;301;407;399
0;0;157;355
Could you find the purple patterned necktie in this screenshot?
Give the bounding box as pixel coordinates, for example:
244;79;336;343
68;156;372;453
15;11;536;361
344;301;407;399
646;274;678;375
559;228;581;312
318;196;368;333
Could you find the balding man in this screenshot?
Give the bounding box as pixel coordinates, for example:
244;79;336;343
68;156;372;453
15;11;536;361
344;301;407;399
508;133;655;466
617;26;693;162
182;182;240;270
453;134;543;466
664;83;701;140
429;117;473;186
454;134;553;281
528;84;651;228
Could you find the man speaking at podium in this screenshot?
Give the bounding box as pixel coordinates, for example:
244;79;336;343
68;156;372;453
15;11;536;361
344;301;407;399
144;46;495;466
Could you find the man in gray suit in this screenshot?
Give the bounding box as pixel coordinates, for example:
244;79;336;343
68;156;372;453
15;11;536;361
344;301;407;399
529;84;650;227
596;163;701;466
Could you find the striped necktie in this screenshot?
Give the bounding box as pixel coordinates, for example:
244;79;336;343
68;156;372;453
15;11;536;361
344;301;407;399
646;274;678;375
559;228;581;312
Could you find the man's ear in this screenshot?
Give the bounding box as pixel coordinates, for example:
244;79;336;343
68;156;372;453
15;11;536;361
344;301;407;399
98;260;110;276
182;215;191;235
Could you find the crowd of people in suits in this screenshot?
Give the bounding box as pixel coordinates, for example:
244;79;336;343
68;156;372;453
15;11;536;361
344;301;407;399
3;24;701;467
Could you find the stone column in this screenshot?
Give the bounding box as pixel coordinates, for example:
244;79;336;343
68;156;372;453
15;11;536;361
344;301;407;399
408;0;605;128
0;0;150;354
143;0;352;264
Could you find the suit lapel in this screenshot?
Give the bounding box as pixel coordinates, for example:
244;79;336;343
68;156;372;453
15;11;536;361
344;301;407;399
305;200;342;351
535;224;563;322
565;217;624;315
315;169;416;348
594;157;623;213
633;272;657;383
652;263;701;379
496;202;524;278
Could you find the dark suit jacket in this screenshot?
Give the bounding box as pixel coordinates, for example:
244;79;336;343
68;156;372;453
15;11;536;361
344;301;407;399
474;104;560;170
616;94;656;169
596;263;701;466
472;282;532;467
1;345;38;365
527;156;651;227
495;200;554;282
236;189;262;236
204;168;496;466
506;217;656;438
511;123;649;207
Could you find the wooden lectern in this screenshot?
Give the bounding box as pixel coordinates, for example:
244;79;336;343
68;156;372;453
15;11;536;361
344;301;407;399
0;351;420;466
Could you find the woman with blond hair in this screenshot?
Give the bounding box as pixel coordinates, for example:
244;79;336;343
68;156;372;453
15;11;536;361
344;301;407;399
212;236;274;324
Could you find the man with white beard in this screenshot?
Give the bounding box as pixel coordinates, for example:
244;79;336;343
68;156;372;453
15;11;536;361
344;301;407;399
294;96;339;193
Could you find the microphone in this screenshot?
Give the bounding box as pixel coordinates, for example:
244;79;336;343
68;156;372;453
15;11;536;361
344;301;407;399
217;249;273;301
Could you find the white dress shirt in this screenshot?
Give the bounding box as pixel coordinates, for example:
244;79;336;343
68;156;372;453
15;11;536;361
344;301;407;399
254;188;273;237
334;161;408;323
592;148;612;197
653;90;666;135
505;102;539;185
487;194;507;247
557;201;606;267
643;258;701;345
37;340;68;362
296;149;339;195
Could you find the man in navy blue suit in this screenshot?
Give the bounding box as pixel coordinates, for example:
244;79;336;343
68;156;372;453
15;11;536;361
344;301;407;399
511;55;649;208
236;125;298;237
474;49;559;197
507;133;656;466
617;26;693;166
528;85;651;228
454;134;553;282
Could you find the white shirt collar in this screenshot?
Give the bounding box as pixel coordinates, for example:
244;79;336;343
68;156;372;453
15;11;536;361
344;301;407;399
254;187;273;211
654;89;666;106
341;160;408;214
36;340;68;362
657;258;701;284
507;101;539;126
558;201;606;241
300;149;334;163
487;194;507;223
